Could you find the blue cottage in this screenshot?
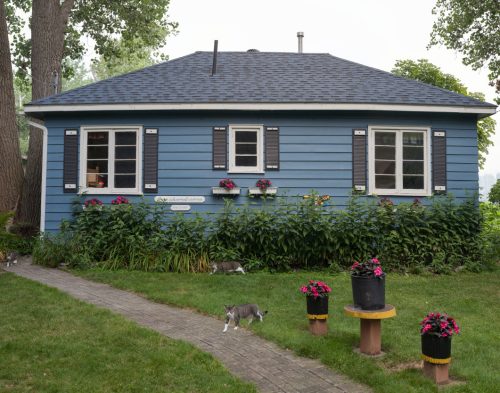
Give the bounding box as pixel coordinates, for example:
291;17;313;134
24;51;497;232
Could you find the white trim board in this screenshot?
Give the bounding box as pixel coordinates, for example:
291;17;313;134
24;102;496;117
27;121;48;233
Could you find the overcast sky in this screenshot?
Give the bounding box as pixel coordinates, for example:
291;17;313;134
162;0;499;176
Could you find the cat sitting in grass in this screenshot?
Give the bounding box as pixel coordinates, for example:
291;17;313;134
223;304;267;332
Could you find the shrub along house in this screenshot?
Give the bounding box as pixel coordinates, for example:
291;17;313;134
24;48;497;232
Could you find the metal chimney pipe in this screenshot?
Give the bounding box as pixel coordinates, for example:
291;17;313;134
211;40;218;76
297;32;304;53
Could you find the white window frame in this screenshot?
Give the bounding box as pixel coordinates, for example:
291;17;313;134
228;124;264;173
79;125;143;195
368;126;431;196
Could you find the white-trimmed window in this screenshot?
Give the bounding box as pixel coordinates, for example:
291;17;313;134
228;125;264;173
80;126;142;194
368;126;430;196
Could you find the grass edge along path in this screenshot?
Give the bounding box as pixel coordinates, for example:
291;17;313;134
0;272;256;393
75;269;500;393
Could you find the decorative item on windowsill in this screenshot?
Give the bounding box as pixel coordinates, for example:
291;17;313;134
350;258;385;310
420;312;460;384
212;178;240;196
303;194;331;206
300;280;331;336
248;178;278;197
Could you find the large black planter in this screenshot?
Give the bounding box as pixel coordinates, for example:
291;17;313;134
351;275;385;310
306;296;329;317
421;334;452;360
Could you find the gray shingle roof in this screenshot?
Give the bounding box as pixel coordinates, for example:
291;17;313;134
27;51;496;109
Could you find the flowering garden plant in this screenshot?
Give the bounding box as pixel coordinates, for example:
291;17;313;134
219;178;237;190
420;312;460;338
83;198;103;209
300;280;332;298
350;258;384;278
256;178;272;191
111;196;129;205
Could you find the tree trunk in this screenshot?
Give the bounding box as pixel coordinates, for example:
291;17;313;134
15;0;74;228
0;0;24;213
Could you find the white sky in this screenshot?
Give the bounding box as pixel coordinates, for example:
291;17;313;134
162;0;499;176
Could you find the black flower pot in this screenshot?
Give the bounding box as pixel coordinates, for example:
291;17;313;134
351;275;385;310
306;296;328;317
421;334;452;360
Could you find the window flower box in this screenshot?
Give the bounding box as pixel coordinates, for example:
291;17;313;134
248;187;278;196
212;187;241;196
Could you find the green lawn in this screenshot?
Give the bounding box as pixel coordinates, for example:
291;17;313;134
75;269;500;393
0;272;255;393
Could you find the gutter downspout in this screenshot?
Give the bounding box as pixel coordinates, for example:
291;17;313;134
27;119;48;233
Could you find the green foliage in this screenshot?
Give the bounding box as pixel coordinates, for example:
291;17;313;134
480;202;500;267
91;38;161;81
429;0;500;103
392;59;497;168
392;59;468;94
35;195;489;273
488;179;500;204
0;212;34;257
7;0;178;82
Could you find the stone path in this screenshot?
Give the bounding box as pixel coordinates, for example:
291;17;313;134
3;260;371;393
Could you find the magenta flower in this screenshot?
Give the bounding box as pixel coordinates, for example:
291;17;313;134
300;280;332;298
420;312;460;338
351;258;384;278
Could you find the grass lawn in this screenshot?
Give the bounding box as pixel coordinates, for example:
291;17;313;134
0;272;256;393
75;269;500;393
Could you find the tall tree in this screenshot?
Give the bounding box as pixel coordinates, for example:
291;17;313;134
91;38;161;81
0;0;23;212
429;0;500;103
392;59;496;169
4;0;177;228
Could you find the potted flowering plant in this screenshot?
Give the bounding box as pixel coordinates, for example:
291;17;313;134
350;258;385;310
212;178;240;196
300;280;331;317
421;312;460;362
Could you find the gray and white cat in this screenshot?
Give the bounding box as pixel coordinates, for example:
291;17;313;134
210;261;245;274
6;252;18;267
223;304;267;332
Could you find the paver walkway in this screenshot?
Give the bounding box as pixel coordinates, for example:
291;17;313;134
3;260;371;393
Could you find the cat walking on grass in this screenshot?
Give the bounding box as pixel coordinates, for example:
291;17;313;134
223;304;267;332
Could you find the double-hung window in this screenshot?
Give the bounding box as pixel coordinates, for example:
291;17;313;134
228;125;264;173
368;126;430;196
80;126;142;194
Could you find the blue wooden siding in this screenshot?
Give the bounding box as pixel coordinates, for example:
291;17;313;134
43;111;479;232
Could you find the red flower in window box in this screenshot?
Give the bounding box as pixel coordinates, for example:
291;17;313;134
256;178;272;191
219;178;237;190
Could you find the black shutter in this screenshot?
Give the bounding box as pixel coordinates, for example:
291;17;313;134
143;128;159;193
265;126;280;170
63;129;78;193
432;130;447;193
352;129;367;192
213;126;227;170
